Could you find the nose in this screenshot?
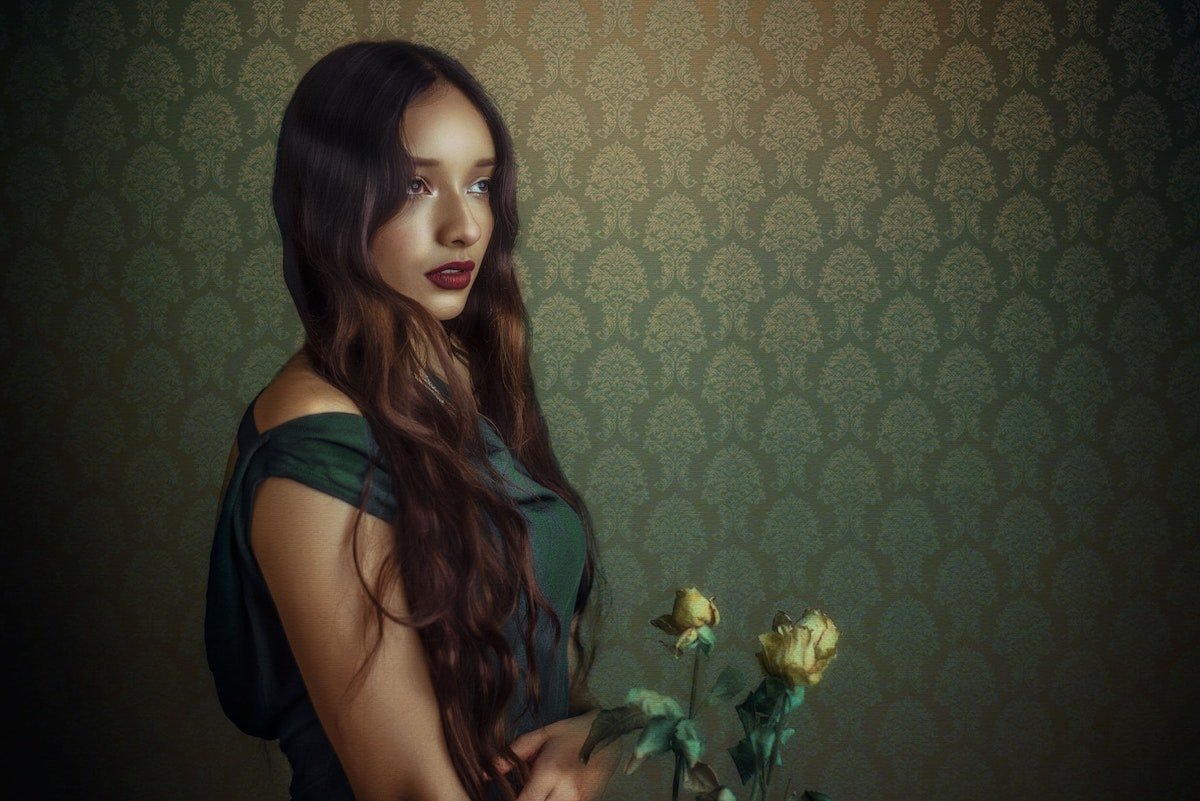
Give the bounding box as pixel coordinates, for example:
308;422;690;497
436;192;482;248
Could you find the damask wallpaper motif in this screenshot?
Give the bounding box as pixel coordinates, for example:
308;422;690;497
2;0;1197;799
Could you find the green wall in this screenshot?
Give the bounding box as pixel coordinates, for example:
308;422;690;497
2;0;1197;798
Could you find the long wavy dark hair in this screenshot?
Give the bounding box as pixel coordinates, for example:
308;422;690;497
271;40;603;800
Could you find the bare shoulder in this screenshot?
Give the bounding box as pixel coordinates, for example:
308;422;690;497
253;350;363;434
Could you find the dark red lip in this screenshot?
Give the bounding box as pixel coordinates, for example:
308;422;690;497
425;260;475;275
425;260;474;290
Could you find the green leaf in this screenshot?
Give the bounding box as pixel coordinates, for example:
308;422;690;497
781;684;806;714
671;717;704;767
681;760;721;792
625;687;686;719
736;676;805;726
800;792;834;801
623;751;649;775
727;737;758;785
579;706;648;763
735;703;757;736
739;678;777;722
697;787;738;801
774;727;795;764
733;679;773;736
632;715;678;759
748;727;776;761
696;624;716;655
705;665;748;705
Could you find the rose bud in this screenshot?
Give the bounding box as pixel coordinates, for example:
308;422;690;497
670;587;720;629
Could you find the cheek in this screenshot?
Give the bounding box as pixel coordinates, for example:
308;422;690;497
372;221;419;270
481;210;498;247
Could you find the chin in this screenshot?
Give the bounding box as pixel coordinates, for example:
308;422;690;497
427;298;469;321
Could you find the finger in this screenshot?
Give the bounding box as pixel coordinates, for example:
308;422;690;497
495;728;551;777
512;767;555;801
510;726;553;761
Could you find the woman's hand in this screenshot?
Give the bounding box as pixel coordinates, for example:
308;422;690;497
497;710;625;801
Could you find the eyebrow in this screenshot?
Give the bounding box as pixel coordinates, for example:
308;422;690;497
411;157;496;167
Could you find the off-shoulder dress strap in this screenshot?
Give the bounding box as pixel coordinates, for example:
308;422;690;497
240;402;399;524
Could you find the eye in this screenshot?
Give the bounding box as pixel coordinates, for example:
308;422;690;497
468;178;491;195
406;177;429;195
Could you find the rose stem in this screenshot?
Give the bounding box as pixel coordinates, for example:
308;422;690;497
688;643;704;718
673;645;705;800
762;690;786;799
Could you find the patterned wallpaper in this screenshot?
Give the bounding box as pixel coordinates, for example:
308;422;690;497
2;0;1197;799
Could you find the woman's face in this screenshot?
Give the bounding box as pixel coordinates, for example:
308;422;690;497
371;83;496;321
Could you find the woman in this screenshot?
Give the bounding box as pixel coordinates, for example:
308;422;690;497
204;40;620;801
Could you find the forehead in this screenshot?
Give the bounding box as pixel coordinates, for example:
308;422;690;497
401;83;495;161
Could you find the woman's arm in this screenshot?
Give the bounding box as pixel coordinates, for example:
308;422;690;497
491;613;623;801
251;475;472;801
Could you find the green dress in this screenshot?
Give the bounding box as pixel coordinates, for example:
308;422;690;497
204;384;587;800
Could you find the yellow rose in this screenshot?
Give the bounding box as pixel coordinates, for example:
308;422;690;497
649;587;720;657
755;609;839;687
671;587;720;629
